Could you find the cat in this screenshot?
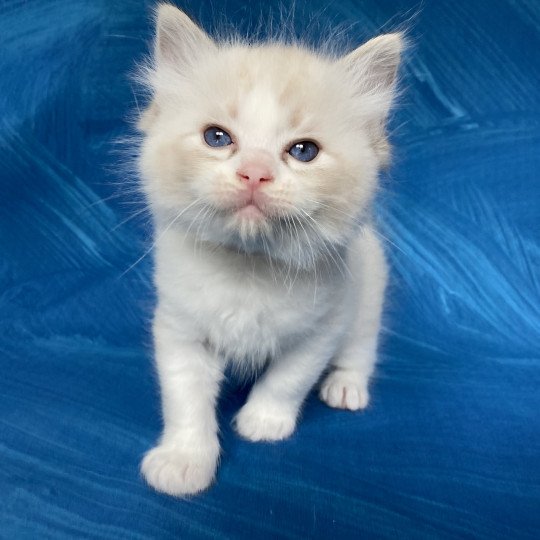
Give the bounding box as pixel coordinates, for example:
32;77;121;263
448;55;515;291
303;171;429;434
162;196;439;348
136;3;402;496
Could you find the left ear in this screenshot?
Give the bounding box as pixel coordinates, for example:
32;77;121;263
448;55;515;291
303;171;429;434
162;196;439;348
341;33;404;119
153;4;215;72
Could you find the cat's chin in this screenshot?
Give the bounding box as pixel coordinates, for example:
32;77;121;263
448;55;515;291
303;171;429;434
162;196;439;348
235;203;265;220
227;203;270;231
211;204;274;246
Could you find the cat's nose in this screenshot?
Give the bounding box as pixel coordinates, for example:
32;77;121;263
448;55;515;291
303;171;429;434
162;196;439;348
236;162;274;186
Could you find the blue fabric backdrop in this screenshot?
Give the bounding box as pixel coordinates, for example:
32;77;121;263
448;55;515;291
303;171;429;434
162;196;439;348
1;1;539;538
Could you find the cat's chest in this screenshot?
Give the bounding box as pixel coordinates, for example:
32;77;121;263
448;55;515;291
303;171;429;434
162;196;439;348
205;285;303;360
174;252;334;359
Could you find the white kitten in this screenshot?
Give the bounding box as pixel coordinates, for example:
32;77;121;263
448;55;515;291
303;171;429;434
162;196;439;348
137;4;402;496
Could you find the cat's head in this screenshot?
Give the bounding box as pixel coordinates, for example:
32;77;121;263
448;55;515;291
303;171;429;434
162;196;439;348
138;4;403;266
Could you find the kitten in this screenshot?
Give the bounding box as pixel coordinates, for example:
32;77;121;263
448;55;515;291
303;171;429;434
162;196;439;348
137;4;402;496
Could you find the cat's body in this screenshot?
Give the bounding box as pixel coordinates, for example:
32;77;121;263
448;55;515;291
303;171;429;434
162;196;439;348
155;223;386;373
137;4;402;496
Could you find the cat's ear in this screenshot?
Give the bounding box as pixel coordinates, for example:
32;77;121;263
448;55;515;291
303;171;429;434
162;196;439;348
154;4;215;70
341;33;404;117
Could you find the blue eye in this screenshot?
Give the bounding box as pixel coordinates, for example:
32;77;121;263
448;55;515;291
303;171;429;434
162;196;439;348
203;126;233;147
288;140;319;162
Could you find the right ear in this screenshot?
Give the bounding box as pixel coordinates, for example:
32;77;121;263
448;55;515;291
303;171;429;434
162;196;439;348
341;33;403;120
154;3;215;70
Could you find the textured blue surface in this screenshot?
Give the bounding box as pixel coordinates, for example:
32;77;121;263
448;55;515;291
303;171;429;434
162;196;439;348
1;0;539;538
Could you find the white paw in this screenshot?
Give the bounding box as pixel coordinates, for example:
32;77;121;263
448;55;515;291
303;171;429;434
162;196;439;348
319;369;370;410
235;401;297;442
141;443;218;497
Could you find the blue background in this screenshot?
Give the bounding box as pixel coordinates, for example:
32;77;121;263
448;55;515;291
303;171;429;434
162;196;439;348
1;0;539;538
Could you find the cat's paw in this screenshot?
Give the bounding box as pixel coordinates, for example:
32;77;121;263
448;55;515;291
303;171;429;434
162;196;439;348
141;443;218;497
319;369;370;410
235;401;297;442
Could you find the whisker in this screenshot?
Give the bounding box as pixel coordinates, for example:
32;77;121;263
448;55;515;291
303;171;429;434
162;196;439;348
371;227;407;255
183;201;212;252
111;207;150;232
298;208;353;279
301;198;406;257
292;214;319;304
118;197;205;278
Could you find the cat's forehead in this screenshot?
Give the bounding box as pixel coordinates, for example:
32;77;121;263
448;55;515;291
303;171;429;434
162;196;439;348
201;45;341;130
224;45;320;88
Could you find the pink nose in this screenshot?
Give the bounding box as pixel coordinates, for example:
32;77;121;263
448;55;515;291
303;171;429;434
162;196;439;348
236;162;274;186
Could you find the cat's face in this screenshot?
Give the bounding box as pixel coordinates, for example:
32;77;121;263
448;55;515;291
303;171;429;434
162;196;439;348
139;5;402;264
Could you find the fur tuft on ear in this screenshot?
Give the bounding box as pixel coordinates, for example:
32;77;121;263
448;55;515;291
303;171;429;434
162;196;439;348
341;33;404;167
153;3;215;70
342;33;404;118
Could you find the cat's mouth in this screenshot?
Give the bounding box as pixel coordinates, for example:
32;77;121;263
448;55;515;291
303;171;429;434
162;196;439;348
230;191;270;221
214;190;297;235
222;198;276;238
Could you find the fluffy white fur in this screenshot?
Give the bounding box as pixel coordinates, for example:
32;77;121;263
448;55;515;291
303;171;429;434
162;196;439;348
137;4;402;496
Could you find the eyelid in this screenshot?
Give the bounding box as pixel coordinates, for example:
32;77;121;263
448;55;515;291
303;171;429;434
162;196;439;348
284;138;321;153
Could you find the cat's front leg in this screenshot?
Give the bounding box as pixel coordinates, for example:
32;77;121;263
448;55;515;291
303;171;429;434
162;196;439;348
320;229;388;411
319;330;381;411
141;310;223;496
235;330;339;442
